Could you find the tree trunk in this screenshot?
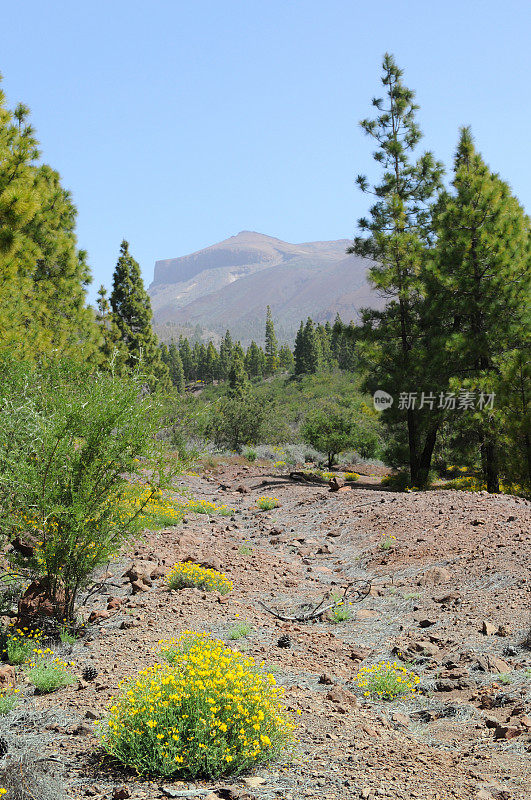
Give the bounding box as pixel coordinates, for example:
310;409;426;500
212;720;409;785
483;435;500;493
416;420;440;489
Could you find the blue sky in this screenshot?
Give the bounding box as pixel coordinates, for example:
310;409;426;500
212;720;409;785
1;0;529;300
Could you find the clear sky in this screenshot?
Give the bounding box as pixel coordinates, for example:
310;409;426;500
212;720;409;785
1;0;530;300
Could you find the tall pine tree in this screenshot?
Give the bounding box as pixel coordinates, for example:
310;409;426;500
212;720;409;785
429;128;530;492
110;240;169;389
264;306;279;375
350;54;444;487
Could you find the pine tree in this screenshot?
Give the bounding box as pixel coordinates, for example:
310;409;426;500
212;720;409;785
278;343;294;372
194;342;207;381
303;318;321;374
228;350;249;398
429;128;530;492
245;341;265;378
110;240;169;388
219;330;234;380
204;341;219;384
317;324;332;369
0;84;96;360
95;284;127;368
264;306;279;375
350;54;444;487
167;340;185;392
178;336;194;380
294;321;306;376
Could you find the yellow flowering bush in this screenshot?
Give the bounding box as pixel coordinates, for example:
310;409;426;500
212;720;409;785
166;562;232;595
344;472;360;482
355;660;420;700
121;485;232;529
25;656;76;693
1;624;45;665
257;496;280;511
100;632;295;778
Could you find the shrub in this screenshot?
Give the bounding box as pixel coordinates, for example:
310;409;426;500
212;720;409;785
381;472;410;491
0;749;66;800
206;394;266;453
0;687;19;715
1;626;45;666
354;661;420;700
379;534;397;550
100;632;294;778
344;472;360;482
0;357;176;620
166;563;232;595
25;658;76;694
329;604;352;623
243;449;257;463
257;496;280;511
228;622;253;640
301;403;379;469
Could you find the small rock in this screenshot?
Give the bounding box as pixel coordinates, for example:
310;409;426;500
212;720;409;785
418;618;437;628
494;723;522;740
88;609;110;623
0;665;16;687
391;712;410;726
85;709;100;720
419;567;451;585
481;620;496;636
326;686;358;708
131;579;150;594
242;776;266;788
112;788;130;800
496;624;510;637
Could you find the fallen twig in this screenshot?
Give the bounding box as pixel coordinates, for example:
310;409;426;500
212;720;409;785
258;580;371;622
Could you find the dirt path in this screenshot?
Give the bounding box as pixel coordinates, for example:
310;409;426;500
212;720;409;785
13;464;530;800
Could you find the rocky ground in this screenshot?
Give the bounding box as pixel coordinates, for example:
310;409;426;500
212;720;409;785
2;462;530;800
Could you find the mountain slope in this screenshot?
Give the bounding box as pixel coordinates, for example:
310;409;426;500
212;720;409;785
149;231;380;343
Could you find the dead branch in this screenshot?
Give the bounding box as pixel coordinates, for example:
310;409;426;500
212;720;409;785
258;579;371;622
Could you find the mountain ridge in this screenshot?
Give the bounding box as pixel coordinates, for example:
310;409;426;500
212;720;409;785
149;231;380;344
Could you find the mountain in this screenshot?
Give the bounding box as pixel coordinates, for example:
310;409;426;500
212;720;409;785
149;231;380;344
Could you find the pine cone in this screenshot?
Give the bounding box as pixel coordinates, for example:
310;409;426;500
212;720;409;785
82;665;98;682
0;736;8;757
277;634;291;648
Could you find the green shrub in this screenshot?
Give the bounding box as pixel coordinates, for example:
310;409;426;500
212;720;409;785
166;562;233;594
26;657;76;693
228;621;253;640
381;472;410;491
0;357;177;620
354;660;420;700
243;448;257;462
257;496;280;511
100;632;295;778
206;394;266;453
301;402;379;469
0;687;18;715
1;625;44;666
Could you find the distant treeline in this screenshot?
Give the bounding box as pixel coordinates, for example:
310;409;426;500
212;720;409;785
159;307;358;389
